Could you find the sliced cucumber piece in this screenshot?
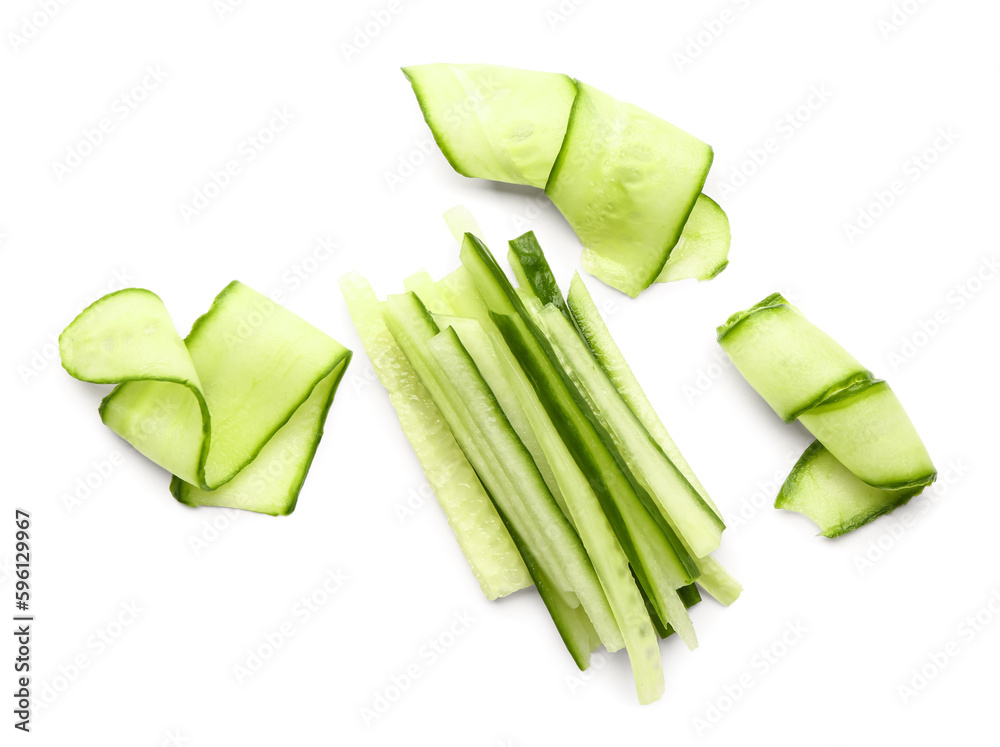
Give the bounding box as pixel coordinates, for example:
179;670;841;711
717;293;871;423
507;231;571;320
60;283;351;515
446;314;664;701
458;233;702;639
656;194;731;283
777;441;928;538
385;293;623;651
546;82;713;297
403;63;577;188
341;273;530;600
719;293;935;491
567;273;722;519
535;303;723;560
797;381;935;489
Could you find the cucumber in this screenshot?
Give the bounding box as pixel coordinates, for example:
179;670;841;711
60;282;351;515
719;293;935;536
545;82;713;297
718;293;935;491
507;231;571;320
776;441;926;538
402;63;577;188
656;194;731;283
340;273;530;600
534;303;724;560
566;273;721;518
458;234;704;640
717;293;871;422
405;64;728;296
797;380;936;489
445;314;665;701
384;292;623;651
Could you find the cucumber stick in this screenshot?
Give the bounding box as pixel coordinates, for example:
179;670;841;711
340;273;530;600
719;293;936;534
444;315;665;702
404;63;728;296
383;292;623;653
60;282;351;515
524;249;739;605
535;303;723;560
458;234;708;642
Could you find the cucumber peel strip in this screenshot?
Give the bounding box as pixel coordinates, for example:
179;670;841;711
60;282;352;516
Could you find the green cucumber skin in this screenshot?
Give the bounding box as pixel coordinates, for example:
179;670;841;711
507;231;570;320
777;441;931;538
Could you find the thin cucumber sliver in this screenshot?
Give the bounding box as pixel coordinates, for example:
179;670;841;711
60;282;351;516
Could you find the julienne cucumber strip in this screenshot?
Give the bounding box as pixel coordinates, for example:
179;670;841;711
443;314;665;702
60;282;351;516
719;293;936;536
512;246;740;604
404;62;730;296
384;292;624;653
534;302;723;561
458;234;706;643
342;219;740;702
340;273;530;600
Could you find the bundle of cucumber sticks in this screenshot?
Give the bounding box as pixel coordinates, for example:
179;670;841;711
341;211;740;704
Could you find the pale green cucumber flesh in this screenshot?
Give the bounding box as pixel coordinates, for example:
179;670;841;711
798;381;936;489
546;82;713;297
458;234;700;635
385;293;622;647
403;63;576;188
777;441;931;538
656;194;731;283
61;282;351;515
340;273;530;600
447;313;665;699
717;293;871;423
535;303;723;559
566;273;723;520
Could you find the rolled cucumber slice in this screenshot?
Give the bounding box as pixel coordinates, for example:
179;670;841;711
719;293;936;534
776;441;927;538
717;293;871;423
405;65;727;296
60;282;352;515
341;273;530;600
402;63;577;188
546;82;713;297
797;380;935;489
655;194;731;283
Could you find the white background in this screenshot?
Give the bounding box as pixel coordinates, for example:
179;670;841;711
2;0;999;744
